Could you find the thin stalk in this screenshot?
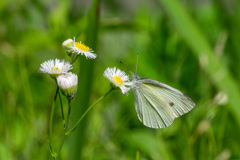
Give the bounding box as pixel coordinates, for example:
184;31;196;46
49;82;59;157
71;53;75;64
66;99;72;129
72;54;79;64
55;88;113;159
56;99;72;160
66;88;113;135
59;92;65;129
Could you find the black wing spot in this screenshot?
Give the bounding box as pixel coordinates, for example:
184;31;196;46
169;102;174;107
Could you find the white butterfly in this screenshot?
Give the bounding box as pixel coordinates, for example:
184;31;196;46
131;73;195;129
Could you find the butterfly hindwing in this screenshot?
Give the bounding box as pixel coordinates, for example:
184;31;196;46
133;78;195;129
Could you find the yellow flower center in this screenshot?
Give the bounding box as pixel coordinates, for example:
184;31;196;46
53;66;61;73
75;42;90;51
113;76;124;86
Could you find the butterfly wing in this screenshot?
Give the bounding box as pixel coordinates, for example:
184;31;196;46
132;78;195;128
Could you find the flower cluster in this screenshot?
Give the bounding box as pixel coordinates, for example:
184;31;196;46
40;37;133;99
40;37;137;159
40;37;137;160
39;37;98;99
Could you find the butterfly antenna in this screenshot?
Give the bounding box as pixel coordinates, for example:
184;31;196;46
136;52;139;73
119;61;132;74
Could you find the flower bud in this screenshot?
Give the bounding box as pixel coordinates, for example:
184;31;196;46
57;72;78;99
62;39;74;50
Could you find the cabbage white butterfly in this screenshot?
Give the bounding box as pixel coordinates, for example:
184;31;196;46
131;73;195;128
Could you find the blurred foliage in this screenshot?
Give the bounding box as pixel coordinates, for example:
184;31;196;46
0;0;240;159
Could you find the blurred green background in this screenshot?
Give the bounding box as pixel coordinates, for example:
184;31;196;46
1;0;240;159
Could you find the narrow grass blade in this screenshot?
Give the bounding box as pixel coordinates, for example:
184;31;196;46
158;0;240;124
68;0;100;159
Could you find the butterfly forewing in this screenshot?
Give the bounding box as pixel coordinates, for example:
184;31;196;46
133;85;173;128
133;78;195;129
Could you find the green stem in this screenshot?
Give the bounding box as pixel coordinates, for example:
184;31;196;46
66;99;71;129
59;92;65;129
66;88;113;135
71;54;79;64
56;100;72;160
49;84;59;157
136;150;140;160
54;88;113;159
56;135;66;160
71;53;74;64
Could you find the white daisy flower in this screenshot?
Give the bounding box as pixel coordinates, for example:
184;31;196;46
57;72;78;98
70;37;97;59
39;59;73;78
104;67;131;94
